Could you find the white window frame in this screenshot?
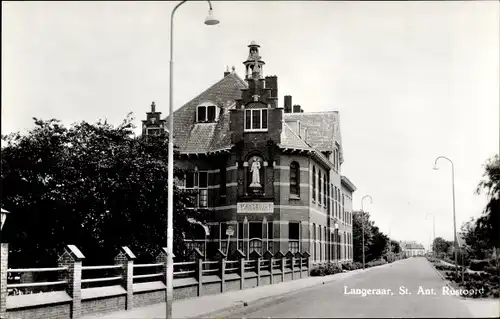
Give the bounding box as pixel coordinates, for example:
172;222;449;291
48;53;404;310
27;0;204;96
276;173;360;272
196;102;218;123
244;108;268;132
184;170;209;208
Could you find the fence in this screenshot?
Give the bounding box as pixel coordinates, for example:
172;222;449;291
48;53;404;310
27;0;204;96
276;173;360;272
0;243;311;319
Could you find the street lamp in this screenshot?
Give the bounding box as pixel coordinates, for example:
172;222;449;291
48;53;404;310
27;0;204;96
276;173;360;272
433;156;458;278
167;2;219;318
1;208;10;231
361;195;373;270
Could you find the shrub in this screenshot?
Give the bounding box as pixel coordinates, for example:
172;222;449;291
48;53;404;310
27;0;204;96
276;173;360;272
366;259;387;268
470;259;490;271
310;262;343;277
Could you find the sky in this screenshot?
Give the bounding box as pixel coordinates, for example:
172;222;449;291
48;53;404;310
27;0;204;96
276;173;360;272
2;1;499;250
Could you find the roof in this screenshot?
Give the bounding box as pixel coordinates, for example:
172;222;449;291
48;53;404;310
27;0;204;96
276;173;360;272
165;72;247;154
279;122;312;150
284;112;342;159
404;243;425;250
341;176;357;192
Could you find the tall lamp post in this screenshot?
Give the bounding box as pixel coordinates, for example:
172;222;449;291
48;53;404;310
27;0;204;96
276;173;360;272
361;195;373;270
425;213;435;255
167;2;219;318
433;156;458;278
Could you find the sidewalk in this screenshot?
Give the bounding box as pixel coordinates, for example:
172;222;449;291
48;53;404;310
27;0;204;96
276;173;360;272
82;262;394;319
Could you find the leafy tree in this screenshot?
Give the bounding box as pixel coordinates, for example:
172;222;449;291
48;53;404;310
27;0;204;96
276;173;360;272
367;226;390;261
1;115;211;267
390;240;402;254
433;237;452;257
461;217;489;260
352;210;373;263
475;155;500;255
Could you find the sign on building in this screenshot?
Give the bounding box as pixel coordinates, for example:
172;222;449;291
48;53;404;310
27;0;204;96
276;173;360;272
237;202;274;213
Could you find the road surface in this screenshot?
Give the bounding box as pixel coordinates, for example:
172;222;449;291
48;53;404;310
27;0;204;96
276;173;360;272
217;257;489;318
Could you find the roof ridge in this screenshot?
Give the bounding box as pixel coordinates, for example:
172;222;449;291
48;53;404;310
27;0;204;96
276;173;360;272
285;111;339;115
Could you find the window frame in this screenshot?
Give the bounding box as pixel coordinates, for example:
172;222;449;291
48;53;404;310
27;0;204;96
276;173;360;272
244;108;268;132
290;162;300;198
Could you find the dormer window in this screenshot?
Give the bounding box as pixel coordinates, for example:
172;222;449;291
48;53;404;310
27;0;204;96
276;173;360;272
197;102;218;123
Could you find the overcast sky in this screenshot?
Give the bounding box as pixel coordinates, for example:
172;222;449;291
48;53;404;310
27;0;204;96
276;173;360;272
2;1;499;250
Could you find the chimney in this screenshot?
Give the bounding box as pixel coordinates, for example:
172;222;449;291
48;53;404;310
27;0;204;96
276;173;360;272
151;101;156;113
293;104;301;113
265;76;278;99
224;66;230;77
284;95;292;113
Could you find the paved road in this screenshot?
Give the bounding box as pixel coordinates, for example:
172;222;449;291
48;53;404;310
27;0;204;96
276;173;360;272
218;257;479;318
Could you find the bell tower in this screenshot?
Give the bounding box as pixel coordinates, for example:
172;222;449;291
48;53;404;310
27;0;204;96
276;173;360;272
243;41;265;80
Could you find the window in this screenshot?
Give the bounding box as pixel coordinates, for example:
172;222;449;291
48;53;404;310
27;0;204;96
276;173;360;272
313;223;317;261
197;104;217;122
146;127;160;136
312;166;316;201
323;173;327;206
288;222;300;253
319;173;323;205
290;162;300;197
238;222;244;252
249;222;263;239
268;222;273;251
244;109;268;131
184;170;208;207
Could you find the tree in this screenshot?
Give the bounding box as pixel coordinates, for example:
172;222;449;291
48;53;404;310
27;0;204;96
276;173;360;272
461;217;489;260
433;237;452;257
475;155;500;253
352;210;373;263
1;115;211;267
390;240;402;254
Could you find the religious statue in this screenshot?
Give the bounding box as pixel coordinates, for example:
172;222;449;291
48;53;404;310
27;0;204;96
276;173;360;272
249;156;261;188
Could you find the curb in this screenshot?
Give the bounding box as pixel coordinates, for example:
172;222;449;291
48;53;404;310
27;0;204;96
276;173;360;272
425;258;465;299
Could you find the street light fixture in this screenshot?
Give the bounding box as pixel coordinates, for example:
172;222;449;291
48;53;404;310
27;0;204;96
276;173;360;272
1;208;10;231
433;156;458;278
361;195;373;270
167;2;219;318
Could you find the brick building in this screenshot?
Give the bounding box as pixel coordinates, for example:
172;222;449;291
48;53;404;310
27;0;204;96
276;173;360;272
142;41;356;263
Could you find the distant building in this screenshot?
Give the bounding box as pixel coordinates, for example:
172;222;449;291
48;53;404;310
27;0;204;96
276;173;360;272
400;241;425;257
143;41;356;262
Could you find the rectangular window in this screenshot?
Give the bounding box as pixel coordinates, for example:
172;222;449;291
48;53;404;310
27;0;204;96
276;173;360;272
244;109;268;131
207;105;216;122
245;110;251;130
288;222;300;253
249;222;263;239
197;107;206;122
289;222;300;240
238;223;244;240
268;222;273;251
186;172;196;189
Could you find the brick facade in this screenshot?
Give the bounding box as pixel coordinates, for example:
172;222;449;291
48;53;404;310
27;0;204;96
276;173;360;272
144;41;356;262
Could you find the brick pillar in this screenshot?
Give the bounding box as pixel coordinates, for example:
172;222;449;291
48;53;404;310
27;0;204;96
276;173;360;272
58;245;85;319
250;250;262;286
286;251;294;280
0;243;8;319
274;251;285;282
214;249;227;293
295;252;303;278
188;248;204;297
114;247;135;310
156;247;175;303
263;250;273;285
233;249;245;290
303;251;311;277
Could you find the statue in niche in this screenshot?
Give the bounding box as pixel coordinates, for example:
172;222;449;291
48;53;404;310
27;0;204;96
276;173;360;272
249;156;262;188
